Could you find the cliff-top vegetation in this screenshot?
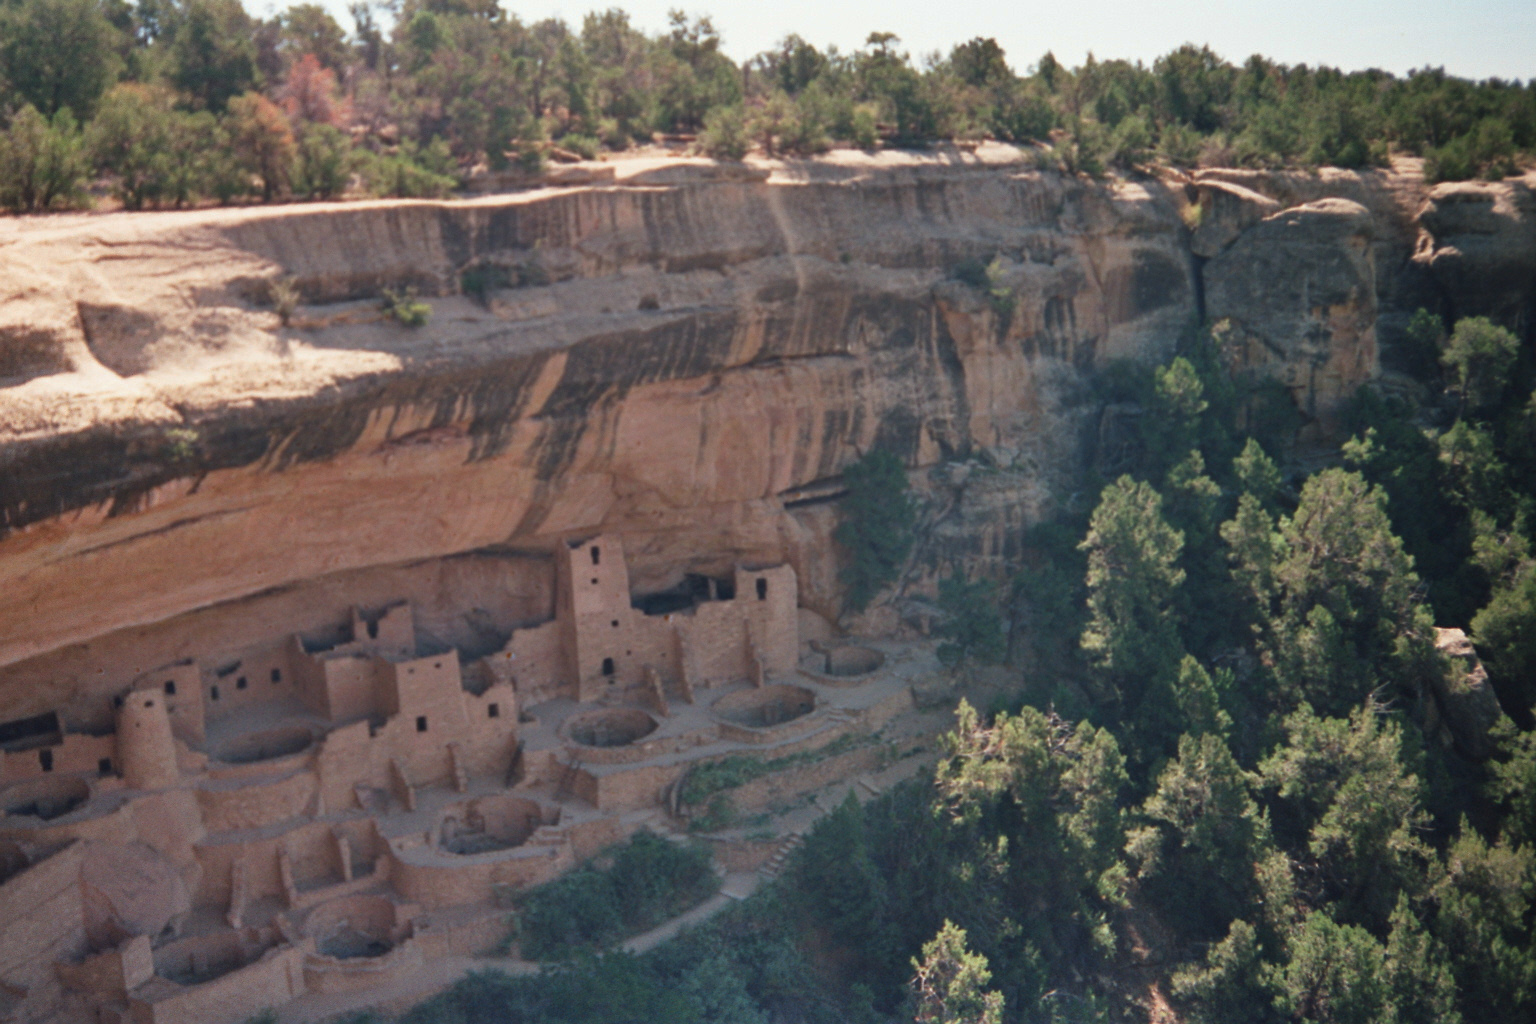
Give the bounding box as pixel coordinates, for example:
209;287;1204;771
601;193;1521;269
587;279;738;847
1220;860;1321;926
0;0;1532;213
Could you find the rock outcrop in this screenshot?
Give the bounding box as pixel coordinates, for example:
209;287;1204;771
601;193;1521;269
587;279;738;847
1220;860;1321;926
1189;179;1281;258
1430;627;1508;759
1415;178;1536;331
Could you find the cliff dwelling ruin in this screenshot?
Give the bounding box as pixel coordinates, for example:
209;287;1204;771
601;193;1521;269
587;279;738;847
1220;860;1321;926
0;534;913;1024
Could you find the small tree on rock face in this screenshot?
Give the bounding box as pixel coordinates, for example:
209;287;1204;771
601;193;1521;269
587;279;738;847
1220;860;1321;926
909;921;1004;1024
834;450;915;613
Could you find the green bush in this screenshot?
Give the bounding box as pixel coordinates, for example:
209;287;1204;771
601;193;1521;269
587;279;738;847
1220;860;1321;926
358;139;457;198
560;133;601;160
460;262;512;306
0;105;89;213
516;831;716;960
680;756;767;805
698;104;749;160
293;122;354;200
380;287;432;327
266;276;300;326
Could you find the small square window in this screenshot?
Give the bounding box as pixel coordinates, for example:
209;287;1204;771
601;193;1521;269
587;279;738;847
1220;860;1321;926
611;620;619;628
164;680;176;695
236;677;247;690
39;749;53;772
210;686;220;701
98;758;112;776
271;668;282;683
416;716;428;733
488;703;500;718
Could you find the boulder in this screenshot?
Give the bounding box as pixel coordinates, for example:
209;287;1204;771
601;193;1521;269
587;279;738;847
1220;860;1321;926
1204;198;1378;436
1189;179;1281;258
80;842;193;948
1430;627;1507;760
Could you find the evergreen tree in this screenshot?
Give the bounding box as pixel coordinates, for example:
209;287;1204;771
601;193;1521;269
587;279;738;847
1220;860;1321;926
834;450;915;613
1080;476;1185;704
0;0;122;118
909;922;1004;1024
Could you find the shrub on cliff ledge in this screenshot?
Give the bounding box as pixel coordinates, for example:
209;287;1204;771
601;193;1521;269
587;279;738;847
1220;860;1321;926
380;287;432;327
835;450;915;613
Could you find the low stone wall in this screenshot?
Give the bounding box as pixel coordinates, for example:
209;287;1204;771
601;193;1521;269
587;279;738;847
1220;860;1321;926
708;744;889;817
130;942;308;1024
194;769;317;832
303;935;424;995
388;841;573;909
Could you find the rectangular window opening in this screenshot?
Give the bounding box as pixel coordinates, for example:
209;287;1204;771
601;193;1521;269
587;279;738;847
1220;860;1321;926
488;703;500;718
415;716;428;733
0;711;62;753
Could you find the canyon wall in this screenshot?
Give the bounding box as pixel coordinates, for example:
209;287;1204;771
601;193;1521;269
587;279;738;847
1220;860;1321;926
0;147;1529;723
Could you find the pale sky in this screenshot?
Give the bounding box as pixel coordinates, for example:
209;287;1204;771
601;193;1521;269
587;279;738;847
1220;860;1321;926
290;0;1536;81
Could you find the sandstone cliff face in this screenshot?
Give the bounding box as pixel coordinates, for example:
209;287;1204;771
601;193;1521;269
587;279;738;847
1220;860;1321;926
0;149;1525;721
1415;176;1536;332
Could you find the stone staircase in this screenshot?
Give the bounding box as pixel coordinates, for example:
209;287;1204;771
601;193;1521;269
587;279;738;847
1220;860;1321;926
758;831;804;881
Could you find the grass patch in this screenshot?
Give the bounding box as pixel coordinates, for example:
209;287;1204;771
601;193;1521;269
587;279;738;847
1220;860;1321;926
677;733;874;808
